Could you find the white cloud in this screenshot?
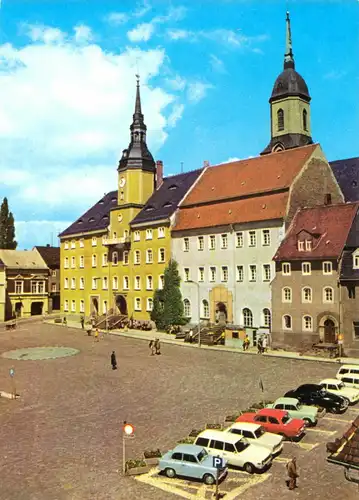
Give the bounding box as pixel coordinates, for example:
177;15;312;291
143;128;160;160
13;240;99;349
166;75;187;91
134;0;152;18
324;69;347;80
210;54;226;73
167;104;184;128
187;82;213;103
153;6;187;24
127;22;155;42
24;23;65;44
105;12;129;25
167;29;193;41
220;157;241;164
74;24;93;44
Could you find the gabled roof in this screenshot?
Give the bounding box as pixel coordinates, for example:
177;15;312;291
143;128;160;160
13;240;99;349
33;246;60;268
59;191;118;238
274;203;359;261
327;415;359;470
0;250;48;269
330;157;359;202
131;169;203;226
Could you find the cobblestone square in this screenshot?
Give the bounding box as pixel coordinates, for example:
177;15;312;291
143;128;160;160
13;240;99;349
0;322;357;499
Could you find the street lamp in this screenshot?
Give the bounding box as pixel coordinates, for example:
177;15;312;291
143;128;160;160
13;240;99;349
187;280;201;347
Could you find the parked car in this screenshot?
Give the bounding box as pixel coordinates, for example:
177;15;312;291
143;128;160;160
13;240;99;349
319;379;359;405
336;364;359;379
266;397;318;426
284;384;348;414
236;409;305;441
225;422;283;455
194;429;272;474
158;444;228;485
337;373;359;390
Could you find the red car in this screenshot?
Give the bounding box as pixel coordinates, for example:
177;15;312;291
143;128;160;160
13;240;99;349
236;409;306;441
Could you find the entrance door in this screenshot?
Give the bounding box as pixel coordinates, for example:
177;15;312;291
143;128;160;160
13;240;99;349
15;302;22;318
324;319;336;343
116;295;128;315
31;302;43;316
216;302;227;324
91;297;99;315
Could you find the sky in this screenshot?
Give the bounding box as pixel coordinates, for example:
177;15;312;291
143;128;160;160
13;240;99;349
0;0;358;249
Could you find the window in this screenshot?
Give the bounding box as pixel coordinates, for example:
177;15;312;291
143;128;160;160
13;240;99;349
92;237;97;247
277;108;284;131
198;267;204;282
134;231;140;242
322;261;332;274
102;253;108;266
64;241;69;250
221;266;228;282
348;286;356;299
302;287;312;303
303;315;313;331
71;240;76;249
134;298;141;311
183;237;190;252
196;437;209;448
202;300;209;319
79;239;84;248
353;252;359;269
123;276;129;290
298;241;304;251
282;263;291;275
354;321;359;339
103;277;108;290
158;248;165;263
221;234;228;249
64;300;69;312
305;240;312;251
64;257;69;269
64;278;69;289
184;299;191;317
302;262;311;275
147;298;153;311
123;251;129;265
158;227;165;239
263;309;271;328
209;235;216;250
282;287;292;303
263;264;271;282
243;308;253;327
236;232;243;248
15;281;23;294
71;256;75;269
102;235;108;245
303;109;308;131
31;281;44;294
79;255;84;268
80;300;84;313
210;266;216;282
249;265;257;282
323;287;334;303
113;252;118;265
92;278;98;290
51;283;56;292
71;300;76;312
237;265;244;282
249;231;256;247
134;276;141;290
134;250;140;265
92;255;97;267
112;276;118;290
262;230;270;246
146;275;153;290
52;270;56;277
159;274;164;289
146;229;153;240
146;249;153;264
283;314;292;330
184;268;190;282
198;236;204;251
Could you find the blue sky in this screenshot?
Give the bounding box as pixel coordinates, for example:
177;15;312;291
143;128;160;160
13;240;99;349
0;0;358;249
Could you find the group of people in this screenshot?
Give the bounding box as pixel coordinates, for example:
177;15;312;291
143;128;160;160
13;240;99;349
149;338;161;355
257;335;268;354
128;319;152;331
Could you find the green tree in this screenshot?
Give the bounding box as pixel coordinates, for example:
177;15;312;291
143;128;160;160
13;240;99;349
0;197;17;249
150;288;165;330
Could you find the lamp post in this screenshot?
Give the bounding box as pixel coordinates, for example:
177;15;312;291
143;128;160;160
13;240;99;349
188;280;201;347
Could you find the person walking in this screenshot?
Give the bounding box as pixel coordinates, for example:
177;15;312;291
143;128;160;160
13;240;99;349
111;351;117;370
80;315;85;329
94;328;99;342
286;457;299;490
63;316;67;327
243;335;250;351
189;330;193;344
149;340;154;355
257;336;263;354
155;338;161;355
262;335;268;353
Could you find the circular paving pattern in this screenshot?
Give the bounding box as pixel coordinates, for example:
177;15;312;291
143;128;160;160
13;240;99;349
2;347;80;361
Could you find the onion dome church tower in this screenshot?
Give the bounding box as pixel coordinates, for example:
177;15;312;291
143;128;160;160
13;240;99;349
261;12;313;155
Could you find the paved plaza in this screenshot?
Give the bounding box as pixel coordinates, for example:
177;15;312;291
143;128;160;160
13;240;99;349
0;322;358;500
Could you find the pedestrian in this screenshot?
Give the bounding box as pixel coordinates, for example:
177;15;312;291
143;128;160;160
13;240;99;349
189;330;193;344
80;315;85;329
63;316;67;326
94;328;99;342
257;336;263;354
111;351;117;370
262;335;268;353
286;457;299;490
155;338;161;355
149;340;154;355
243;335;250;351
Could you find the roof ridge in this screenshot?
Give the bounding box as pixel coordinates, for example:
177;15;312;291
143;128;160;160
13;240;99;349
163;168;203;181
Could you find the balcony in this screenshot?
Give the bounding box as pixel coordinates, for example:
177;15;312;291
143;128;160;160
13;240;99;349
103;237;131;247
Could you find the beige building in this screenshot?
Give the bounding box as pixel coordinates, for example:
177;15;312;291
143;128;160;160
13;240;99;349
0;260;5;321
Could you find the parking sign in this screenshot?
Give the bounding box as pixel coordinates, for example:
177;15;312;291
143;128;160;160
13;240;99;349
213;456;223;469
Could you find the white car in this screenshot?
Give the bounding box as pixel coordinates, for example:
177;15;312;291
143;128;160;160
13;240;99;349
225;422;283;455
319;378;359;405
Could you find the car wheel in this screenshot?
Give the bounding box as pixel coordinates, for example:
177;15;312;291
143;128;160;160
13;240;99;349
303;418;312;426
165;468;176;479
244;462;254;474
342;397;350;406
203;473;215;485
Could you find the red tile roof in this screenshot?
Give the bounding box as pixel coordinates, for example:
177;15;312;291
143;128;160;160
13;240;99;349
327;415;359;470
173;192;289;231
274;203;359;261
182;144;318;207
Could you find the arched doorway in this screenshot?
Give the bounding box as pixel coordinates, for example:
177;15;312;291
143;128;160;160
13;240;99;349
216;302;227;324
31;302;43;316
15;302;22;318
324;319;336;343
116;295;128;315
91;297;99;315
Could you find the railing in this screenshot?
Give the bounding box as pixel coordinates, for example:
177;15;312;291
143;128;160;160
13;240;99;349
103;237;131;246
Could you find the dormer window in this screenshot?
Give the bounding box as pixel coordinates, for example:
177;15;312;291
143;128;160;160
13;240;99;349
99;200;104;205
169;185;177;190
298;241;304;251
305;240;312;251
89;217;95;223
353;251;359;269
163;202;172;208
145;206;154;212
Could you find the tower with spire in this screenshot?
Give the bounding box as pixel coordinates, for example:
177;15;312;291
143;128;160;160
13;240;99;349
261;12;313;155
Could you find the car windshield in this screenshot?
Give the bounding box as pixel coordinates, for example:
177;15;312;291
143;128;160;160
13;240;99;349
197;449;208;462
337;382;345;390
296;403;302;410
282;415;291;424
254;427;265;438
235;440;249;452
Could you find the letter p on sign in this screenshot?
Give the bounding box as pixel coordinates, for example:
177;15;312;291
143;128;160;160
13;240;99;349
213;456;223;469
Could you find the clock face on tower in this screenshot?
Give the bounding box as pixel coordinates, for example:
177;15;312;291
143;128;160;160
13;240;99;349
119;177;126;188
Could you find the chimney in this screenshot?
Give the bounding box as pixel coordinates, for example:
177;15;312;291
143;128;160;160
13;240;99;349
156;160;164;189
203;160;210;167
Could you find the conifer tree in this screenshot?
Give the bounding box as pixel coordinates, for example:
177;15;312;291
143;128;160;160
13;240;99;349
0;197;17;249
150;288;165;330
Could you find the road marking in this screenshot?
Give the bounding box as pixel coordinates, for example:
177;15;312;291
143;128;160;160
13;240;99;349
273;456;291;463
296;442;319;451
323;417;353;424
224;473;271;500
348;407;359;413
305;428;336;435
